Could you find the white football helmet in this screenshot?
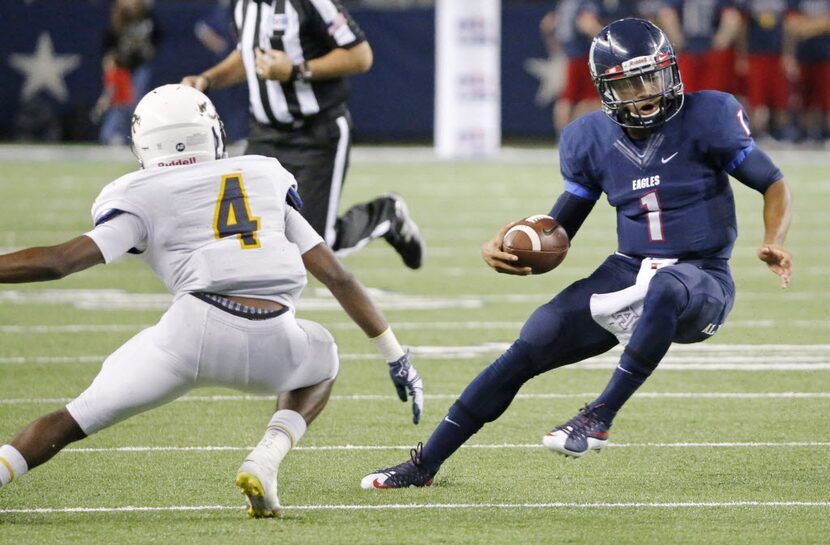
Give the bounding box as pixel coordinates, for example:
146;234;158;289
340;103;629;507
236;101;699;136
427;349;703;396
130;84;227;168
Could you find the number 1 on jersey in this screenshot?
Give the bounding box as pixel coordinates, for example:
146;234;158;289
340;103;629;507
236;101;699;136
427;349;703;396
639;190;665;242
214;174;260;248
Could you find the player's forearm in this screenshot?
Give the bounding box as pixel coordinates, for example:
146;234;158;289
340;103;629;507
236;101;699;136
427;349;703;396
0;237;103;283
305;42;372;80
201;50;247;90
325;274;388;338
762;179;792;247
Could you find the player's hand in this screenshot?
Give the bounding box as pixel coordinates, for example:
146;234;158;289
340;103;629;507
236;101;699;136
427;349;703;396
757;245;792;288
388;351;424;424
481;222;533;275
180;75;210;92
254;48;293;82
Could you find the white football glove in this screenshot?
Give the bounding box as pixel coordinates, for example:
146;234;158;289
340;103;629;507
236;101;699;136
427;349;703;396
388;350;424;424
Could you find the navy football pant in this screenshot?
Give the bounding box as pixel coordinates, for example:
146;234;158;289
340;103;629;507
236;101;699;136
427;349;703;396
421;254;735;473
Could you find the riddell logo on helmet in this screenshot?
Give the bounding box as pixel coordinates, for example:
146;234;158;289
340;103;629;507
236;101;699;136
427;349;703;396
157;157;197;167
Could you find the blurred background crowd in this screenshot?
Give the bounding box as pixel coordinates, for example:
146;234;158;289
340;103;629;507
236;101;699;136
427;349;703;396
2;0;829;147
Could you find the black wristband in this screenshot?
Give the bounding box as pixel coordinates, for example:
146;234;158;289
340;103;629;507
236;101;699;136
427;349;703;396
289;64;301;82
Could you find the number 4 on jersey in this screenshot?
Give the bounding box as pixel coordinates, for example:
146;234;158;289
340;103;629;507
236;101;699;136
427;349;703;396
213;174;261;248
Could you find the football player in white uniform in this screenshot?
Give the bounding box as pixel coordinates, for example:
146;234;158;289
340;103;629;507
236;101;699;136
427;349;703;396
0;85;424;518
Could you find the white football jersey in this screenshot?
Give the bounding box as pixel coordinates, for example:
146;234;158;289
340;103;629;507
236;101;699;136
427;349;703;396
90;155;323;309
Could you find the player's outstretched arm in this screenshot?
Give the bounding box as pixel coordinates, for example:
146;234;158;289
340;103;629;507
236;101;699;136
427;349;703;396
0;236;104;284
302;243;424;424
757;179;793;288
481;221;533;276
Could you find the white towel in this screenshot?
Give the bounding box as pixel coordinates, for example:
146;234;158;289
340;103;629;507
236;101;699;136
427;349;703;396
589;257;678;345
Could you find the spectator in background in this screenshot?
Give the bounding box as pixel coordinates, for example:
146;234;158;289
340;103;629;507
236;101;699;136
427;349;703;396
786;0;830;144
541;0;603;137
736;0;796;141
661;0;743;93
103;0;161;108
92;54;134;145
192;0;248;142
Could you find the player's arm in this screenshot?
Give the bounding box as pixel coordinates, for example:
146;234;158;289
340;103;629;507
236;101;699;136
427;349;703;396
758;179;793;288
729;148;793;288
286;203;424;424
0;236;103;283
302;242;424;424
480;191;595;276
181;49;247;92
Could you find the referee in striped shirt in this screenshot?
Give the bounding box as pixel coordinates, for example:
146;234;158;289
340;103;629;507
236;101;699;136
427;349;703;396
182;0;424;269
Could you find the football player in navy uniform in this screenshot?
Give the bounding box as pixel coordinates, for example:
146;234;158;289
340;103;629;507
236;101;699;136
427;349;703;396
361;18;792;489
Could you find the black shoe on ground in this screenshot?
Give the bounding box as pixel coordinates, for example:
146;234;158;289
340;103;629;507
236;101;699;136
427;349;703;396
360;442;435;489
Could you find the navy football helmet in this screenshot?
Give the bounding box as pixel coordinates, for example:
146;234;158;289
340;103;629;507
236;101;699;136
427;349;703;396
589;18;684;129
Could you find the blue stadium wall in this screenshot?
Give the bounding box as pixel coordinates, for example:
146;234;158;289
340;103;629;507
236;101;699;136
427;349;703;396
0;1;556;142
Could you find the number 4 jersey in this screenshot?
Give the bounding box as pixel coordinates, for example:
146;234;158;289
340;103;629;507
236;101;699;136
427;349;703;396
87;155;323;309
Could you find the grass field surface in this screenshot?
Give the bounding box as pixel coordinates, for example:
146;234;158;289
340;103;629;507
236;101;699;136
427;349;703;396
0;147;828;544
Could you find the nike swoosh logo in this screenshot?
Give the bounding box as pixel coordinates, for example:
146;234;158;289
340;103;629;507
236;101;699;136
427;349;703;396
661;152;679;164
444;417;460;427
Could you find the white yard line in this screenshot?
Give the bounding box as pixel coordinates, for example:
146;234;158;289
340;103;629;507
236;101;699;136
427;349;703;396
4;320;830;334
60;442;830;454
4;391;830;405
1;500;829;515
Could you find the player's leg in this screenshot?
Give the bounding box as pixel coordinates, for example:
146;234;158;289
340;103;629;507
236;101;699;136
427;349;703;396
361;255;634;488
0;409;85;490
1;299;202;491
548;264;734;457
212;311;338;517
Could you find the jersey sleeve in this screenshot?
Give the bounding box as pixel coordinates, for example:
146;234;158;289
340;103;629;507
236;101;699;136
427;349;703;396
559;121;603;201
706;93;755;172
285;207;325;254
84;212;148;264
306;0;366;49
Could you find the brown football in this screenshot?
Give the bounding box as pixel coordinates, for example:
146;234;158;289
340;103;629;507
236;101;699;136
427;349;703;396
502;215;569;274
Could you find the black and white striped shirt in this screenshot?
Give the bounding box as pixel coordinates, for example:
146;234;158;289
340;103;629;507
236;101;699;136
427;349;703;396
234;0;366;128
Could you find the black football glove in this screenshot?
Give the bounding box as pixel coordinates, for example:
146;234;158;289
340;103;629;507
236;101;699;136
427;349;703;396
388;350;424;424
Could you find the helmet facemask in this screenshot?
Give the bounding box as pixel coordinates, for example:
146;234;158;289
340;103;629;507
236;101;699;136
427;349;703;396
594;58;684;130
589;18;686;130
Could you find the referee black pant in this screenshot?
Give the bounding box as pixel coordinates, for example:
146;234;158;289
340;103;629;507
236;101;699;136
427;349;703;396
245;111;397;255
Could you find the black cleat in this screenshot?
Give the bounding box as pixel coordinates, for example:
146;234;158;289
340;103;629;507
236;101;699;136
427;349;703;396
383;193;425;270
360;442;435;489
543;404;611;458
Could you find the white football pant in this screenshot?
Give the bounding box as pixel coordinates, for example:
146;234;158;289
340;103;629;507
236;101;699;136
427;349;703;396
66;295;338;435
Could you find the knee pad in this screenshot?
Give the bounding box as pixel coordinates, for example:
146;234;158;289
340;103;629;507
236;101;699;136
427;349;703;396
646;270;690;312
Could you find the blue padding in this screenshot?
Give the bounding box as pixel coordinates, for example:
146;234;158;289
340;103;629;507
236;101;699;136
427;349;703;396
564;179;601;201
725;142;756;173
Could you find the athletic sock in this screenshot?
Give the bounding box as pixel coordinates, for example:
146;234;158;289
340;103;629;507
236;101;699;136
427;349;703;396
0;444;28;488
591;349;654;422
421;401;482;474
248;410;307;470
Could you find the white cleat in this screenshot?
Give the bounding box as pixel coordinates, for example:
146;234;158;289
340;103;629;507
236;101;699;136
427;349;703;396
235;459;281;519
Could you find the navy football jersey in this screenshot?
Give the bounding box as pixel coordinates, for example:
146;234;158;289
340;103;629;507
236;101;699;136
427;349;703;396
559;91;774;260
